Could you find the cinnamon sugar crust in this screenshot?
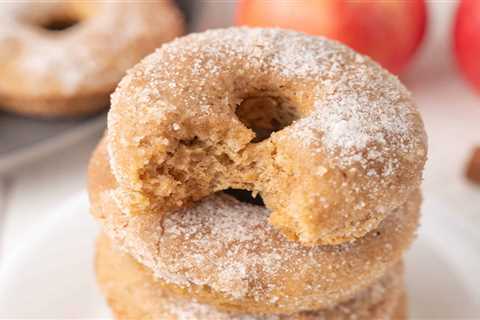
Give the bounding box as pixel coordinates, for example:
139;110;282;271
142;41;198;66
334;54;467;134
107;27;427;244
95;234;406;320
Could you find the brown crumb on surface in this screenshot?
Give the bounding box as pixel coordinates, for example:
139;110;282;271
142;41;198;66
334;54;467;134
466;146;480;185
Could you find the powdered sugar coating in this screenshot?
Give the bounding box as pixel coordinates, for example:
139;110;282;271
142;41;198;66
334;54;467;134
107;27;427;244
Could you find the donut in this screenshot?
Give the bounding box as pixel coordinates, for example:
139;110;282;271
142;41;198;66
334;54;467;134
88;138;420;315
0;1;183;117
393;293;408;320
107;27;427;245
95;233;407;320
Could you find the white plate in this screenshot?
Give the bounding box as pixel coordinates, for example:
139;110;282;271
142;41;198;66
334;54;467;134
0;193;479;319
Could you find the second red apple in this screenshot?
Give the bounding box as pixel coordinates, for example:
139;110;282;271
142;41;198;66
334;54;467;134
454;0;480;93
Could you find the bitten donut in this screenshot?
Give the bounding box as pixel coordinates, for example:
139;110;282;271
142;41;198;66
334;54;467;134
0;1;183;117
96;235;406;320
107;27;427;245
89;138;419;315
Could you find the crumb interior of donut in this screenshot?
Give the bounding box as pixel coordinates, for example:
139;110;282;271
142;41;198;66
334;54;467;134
223;188;265;206
137;95;300;215
235;96;299;143
40;17;80;32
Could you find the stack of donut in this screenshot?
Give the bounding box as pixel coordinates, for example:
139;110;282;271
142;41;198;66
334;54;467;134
0;1;183;117
88;28;427;319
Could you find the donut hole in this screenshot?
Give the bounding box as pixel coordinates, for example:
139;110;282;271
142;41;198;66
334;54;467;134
235;96;299;143
223;188;265;207
40;16;81;32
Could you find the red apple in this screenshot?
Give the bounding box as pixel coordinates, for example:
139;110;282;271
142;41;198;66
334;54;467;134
454;0;480;93
236;0;427;74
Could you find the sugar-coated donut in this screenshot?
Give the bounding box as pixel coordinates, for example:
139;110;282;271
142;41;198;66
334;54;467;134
0;1;183;117
393;293;408;320
95;234;406;320
89;138;419;315
107;27;427;245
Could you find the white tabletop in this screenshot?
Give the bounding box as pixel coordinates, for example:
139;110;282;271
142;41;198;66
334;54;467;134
0;131;103;258
0;2;479;263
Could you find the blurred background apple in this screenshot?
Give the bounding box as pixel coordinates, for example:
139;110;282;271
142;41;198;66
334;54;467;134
236;0;427;74
454;0;480;93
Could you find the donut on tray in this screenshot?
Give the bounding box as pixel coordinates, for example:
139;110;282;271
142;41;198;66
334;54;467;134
0;1;184;117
